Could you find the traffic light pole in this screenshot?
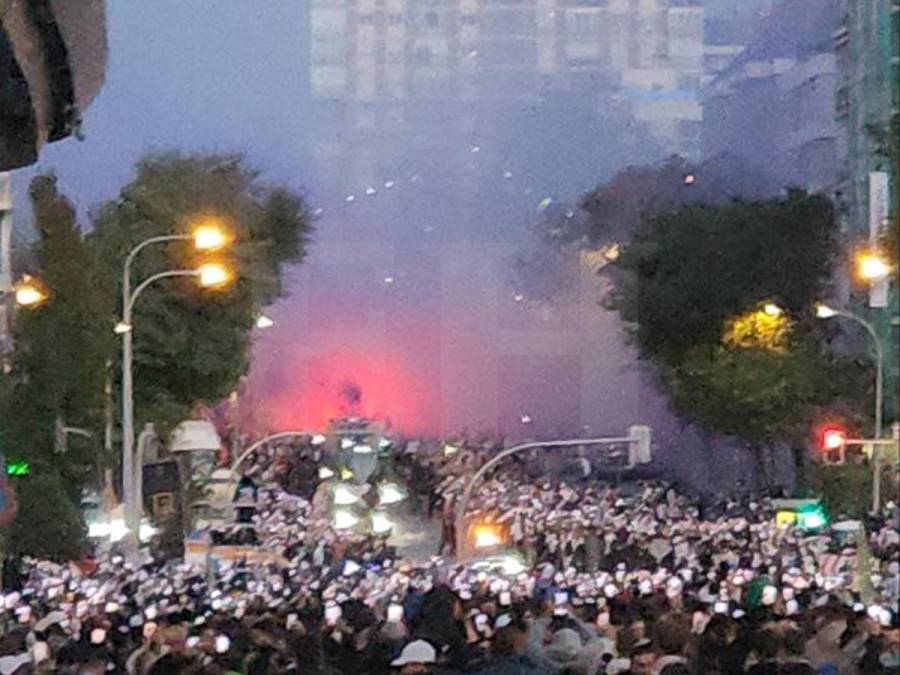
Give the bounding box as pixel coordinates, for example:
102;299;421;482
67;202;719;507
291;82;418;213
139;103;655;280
454;429;652;562
842;424;900;513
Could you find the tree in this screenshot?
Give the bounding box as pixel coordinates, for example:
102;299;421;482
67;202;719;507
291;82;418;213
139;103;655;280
616;192;837;363
5;472;87;560
606;191;867;487
1;175;111;491
88;152;313;431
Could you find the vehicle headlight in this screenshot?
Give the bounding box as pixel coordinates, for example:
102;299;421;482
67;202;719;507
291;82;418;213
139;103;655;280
333;484;359;505
378;483;406;506
334;509;359;530
371;512;394;534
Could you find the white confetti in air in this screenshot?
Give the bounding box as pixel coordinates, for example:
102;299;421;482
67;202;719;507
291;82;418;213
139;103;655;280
513;293;525;303
423;225;435;233
520;414;533;424
565;210;574;219
409;174;419;182
313;207;324;216
503;171;513;179
384;276;395;284
366;187;376;195
539;197;552;210
345;195;355;203
471;146;480;154
469;50;478;57
384;180;395;188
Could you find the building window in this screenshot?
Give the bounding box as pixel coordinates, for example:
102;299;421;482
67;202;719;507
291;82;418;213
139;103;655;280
416;46;432;65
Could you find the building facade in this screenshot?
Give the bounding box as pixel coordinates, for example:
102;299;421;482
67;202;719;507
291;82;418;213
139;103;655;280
307;0;709;193
701;0;846;194
834;0;900;426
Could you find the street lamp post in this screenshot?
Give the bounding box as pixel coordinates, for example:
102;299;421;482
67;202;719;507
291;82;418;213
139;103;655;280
121;267;200;535
119;228;230;539
816;303;885;511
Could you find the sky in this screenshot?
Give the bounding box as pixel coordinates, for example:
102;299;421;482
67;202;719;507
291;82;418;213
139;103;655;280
13;0;686;442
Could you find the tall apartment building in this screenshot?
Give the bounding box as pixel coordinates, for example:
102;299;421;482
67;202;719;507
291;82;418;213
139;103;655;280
833;0;900;425
702;0;846;194
308;0;708;193
834;0;899;240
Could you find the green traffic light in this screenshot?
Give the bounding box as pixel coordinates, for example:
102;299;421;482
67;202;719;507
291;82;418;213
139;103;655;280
797;506;828;531
5;461;30;476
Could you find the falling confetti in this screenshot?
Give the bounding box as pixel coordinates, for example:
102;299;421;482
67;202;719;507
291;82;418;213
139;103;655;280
565;210;574;219
345;195;355;203
683;174;696;185
520;414;533;424
503;171;513;179
538;197;552;210
384;180;395;188
313;207;324;216
409;174;419;182
471;146;481;154
513;293;525;303
423;225;436;233
469;50;478;57
384;276;395;284
366;187;377;195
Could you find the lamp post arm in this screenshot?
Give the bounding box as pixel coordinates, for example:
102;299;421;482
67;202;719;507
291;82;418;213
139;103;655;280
454;436;634;561
124;235;190;288
125;269;198;319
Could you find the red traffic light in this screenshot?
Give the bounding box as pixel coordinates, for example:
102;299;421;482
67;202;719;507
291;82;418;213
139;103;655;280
816;424;848;464
821;427;846;451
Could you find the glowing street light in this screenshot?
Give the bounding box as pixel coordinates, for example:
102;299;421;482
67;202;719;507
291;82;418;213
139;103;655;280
197;262;231;288
856;251;891;283
191;220;230;251
12;276;47;307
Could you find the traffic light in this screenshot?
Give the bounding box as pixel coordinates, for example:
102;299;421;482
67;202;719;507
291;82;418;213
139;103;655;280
797;506;828;531
5;460;30;476
818;424;847;465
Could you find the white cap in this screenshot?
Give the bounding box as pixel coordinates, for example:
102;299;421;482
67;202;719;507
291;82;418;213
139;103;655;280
391;640;437;667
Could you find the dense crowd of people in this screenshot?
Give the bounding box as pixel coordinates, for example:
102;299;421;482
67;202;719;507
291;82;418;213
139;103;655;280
1;436;898;674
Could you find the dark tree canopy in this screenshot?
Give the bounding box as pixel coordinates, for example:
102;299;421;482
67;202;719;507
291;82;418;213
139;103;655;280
617;192;838;363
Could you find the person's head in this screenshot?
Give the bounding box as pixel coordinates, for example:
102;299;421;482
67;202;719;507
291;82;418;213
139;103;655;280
652;614;691;657
390;639;437;673
629;639;657;674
